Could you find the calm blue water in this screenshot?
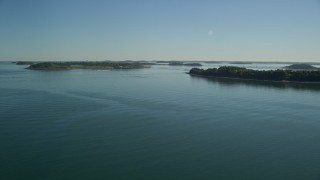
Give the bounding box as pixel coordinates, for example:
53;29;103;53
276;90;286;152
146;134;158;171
1;62;320;180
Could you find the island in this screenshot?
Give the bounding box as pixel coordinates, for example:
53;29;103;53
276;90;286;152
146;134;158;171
189;66;320;82
168;62;202;66
26;61;150;70
168;61;184;66
283;64;319;71
184;63;202;66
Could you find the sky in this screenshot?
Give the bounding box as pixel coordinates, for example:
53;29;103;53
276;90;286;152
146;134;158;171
0;0;320;62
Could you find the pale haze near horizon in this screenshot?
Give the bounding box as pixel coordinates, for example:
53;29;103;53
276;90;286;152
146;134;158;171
0;0;319;62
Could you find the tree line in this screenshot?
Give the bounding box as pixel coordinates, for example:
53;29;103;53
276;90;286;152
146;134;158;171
189;66;320;82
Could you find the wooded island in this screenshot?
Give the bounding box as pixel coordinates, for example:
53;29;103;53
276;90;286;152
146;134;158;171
189;66;320;82
23;61;150;70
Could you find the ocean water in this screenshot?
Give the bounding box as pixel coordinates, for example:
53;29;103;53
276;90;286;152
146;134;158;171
1;62;320;180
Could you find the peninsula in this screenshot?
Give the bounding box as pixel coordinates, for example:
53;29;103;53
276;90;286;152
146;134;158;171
189;66;320;83
25;61;150;70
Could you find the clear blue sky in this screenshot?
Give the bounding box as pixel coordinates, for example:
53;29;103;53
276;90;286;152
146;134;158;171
0;0;320;61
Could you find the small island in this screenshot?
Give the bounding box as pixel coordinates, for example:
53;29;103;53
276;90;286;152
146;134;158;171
189;66;320;83
168;61;184;66
168;62;202;66
26;61;150;70
184;63;202;66
283;64;319;71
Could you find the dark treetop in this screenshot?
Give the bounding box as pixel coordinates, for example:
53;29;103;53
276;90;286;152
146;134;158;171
189;66;320;82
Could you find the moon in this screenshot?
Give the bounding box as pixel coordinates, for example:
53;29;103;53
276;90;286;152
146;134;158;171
208;30;214;37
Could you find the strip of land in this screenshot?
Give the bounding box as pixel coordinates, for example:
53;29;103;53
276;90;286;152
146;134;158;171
189;66;320;83
21;61;151;70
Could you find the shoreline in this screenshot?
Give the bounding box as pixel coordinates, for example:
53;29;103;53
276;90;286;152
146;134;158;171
187;73;320;84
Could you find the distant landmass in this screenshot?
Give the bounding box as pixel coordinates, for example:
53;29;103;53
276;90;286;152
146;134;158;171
189;66;320;83
229;61;252;64
168;62;202;66
283;64;319;71
24;61;150;70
